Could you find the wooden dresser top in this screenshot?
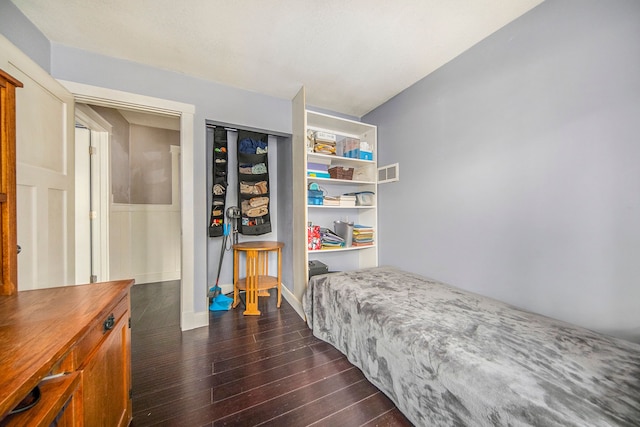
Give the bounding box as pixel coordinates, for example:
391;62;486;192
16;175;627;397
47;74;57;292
0;280;134;418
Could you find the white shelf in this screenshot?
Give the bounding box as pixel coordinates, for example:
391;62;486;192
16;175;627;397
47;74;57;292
307;177;375;185
309;244;376;253
308;152;374;165
307;110;375;138
308;205;375;209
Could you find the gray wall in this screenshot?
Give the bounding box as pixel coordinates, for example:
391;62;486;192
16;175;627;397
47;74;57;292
90;106;132;203
0;0;50;72
130;124;177;205
86;107;178;205
365;0;640;342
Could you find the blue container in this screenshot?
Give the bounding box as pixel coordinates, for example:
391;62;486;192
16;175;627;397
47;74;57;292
359;150;373;160
308;190;323;205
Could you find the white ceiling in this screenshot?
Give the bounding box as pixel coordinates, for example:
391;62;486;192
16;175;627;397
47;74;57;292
11;0;543;117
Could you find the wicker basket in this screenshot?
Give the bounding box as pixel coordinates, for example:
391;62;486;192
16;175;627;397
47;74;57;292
328;166;354;180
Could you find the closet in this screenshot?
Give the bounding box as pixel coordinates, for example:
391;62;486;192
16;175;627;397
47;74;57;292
207;125;274;238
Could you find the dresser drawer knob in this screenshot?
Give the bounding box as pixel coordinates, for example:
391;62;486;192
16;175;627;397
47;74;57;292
103;314;115;333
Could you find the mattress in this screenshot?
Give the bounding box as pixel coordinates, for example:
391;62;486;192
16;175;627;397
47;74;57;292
302;266;640;426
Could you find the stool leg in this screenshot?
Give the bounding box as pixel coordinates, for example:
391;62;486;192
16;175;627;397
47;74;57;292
257;251;270;297
244;249;260;315
276;247;282;308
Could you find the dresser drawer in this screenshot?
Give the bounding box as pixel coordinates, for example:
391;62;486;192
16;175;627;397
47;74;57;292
75;294;129;368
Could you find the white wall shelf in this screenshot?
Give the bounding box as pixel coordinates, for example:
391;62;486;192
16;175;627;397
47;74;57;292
309;244;377;253
308;152;374;166
302;110;378;275
308;177;376;185
308;205;376;209
291;89;378;301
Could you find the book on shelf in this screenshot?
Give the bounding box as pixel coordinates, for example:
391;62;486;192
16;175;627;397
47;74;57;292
353;224;374;245
323;196;340;206
319;227;345;249
307;161;330;179
338;194;356;207
307;162;329;172
308;170;330;179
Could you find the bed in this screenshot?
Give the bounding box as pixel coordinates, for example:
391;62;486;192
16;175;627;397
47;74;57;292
302;266;640;426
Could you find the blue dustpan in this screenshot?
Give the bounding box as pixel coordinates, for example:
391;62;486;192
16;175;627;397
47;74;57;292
209;293;233;311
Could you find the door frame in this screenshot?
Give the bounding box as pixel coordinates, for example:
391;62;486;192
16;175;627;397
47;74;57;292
61;80;204;331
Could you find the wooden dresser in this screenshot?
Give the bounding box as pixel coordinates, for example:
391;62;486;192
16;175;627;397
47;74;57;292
0;281;134;425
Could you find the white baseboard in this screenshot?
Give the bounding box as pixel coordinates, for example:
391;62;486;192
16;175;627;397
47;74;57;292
282;283;305;321
180;309;208;331
219;283;234;296
181;284;231;332
182;282;305;331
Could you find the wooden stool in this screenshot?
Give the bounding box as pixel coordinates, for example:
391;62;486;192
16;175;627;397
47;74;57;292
232;241;283;315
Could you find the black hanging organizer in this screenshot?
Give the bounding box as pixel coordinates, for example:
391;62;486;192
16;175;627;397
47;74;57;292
237;130;271;235
208;126;229;237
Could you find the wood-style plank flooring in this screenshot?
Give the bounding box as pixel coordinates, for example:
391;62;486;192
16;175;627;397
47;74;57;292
130;281;413;426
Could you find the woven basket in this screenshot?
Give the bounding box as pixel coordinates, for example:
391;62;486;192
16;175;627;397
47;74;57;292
328;166;354;180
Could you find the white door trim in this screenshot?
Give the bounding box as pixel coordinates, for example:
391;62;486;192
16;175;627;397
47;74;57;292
60;80;204;331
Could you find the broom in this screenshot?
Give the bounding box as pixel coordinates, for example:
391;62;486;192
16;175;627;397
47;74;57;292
209;223;233;311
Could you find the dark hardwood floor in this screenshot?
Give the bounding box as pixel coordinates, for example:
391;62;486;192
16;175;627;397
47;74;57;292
130;281;413;426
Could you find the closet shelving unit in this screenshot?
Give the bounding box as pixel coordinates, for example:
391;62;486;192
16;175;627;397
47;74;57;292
291;88;380;301
304;110;378;271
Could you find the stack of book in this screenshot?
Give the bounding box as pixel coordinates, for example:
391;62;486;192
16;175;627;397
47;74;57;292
307;162;330;179
322;195;340;206
338;194;356;206
320;227;344;249
352;225;374;246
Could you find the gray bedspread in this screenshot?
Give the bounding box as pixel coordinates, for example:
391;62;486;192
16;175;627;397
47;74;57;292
302;266;640;427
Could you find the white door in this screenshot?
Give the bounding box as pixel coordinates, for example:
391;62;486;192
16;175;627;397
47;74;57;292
1;35;75;290
75;126;92;283
74;103;112;284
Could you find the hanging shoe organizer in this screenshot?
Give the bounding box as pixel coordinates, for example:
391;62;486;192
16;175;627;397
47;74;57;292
237;130;271;235
208;126;228;237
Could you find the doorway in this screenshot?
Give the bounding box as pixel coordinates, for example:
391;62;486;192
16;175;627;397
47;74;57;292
75;103;182;285
62;80;203;331
76;104;181;285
